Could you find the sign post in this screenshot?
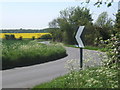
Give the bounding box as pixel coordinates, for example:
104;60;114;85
80;48;83;68
75;26;85;69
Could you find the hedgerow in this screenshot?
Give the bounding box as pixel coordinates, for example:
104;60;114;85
2;40;67;70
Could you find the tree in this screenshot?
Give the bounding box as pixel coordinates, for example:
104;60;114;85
40;34;52;40
49;19;58;28
103;10;120;67
94;12;113;40
48;28;63;42
95;12;113;27
49;6;93;45
82;0;114;7
114;10;120;34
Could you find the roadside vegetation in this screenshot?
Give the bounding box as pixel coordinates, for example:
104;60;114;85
64;44;108;52
32;65;118;88
47;1;120;67
2;40;67;70
32;32;119;88
32;1;119;89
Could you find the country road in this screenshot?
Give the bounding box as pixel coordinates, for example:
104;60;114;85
2;47;106;89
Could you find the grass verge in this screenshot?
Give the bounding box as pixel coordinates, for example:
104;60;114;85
84;46;108;52
64;44;108;52
32;65;118;88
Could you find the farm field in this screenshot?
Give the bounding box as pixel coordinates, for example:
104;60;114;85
0;33;51;39
2;40;67;70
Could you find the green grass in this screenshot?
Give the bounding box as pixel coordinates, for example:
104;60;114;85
64;44;78;48
32;65;118;89
84;46;108;52
64;44;108;52
2;40;67;70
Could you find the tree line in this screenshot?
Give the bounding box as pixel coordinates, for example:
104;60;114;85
48;6;116;46
1;29;48;33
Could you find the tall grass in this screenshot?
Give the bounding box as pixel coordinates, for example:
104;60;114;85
32;65;118;88
2;40;67;70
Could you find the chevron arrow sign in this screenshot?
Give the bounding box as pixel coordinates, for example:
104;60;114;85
75;26;85;48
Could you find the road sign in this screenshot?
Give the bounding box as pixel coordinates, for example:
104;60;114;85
75;26;85;69
75;26;85;48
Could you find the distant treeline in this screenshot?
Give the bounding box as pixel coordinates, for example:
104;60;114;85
0;29;49;33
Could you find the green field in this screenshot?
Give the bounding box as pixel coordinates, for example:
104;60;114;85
2;40;67;70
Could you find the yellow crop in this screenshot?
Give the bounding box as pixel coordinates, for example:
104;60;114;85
0;33;51;39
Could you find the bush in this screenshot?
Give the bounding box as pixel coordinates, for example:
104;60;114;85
32;36;35;40
18;36;23;40
94;32;120;68
40;34;52;40
104;33;120;67
5;34;16;40
49;28;63;42
2;40;67;70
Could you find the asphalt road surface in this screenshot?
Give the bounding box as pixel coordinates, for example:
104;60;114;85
2;47;106;89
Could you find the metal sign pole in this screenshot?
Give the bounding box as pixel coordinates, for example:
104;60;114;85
80;48;83;69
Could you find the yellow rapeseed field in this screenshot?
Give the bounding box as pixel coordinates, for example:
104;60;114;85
0;33;51;39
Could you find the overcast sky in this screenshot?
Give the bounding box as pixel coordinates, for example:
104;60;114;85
0;0;118;29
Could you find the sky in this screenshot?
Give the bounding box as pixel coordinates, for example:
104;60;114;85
0;0;119;29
